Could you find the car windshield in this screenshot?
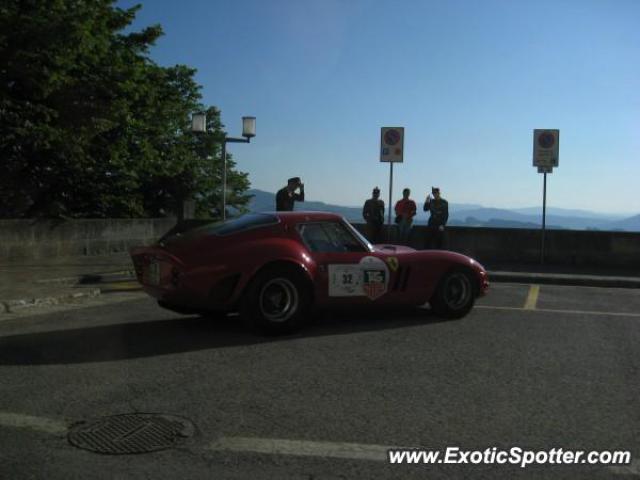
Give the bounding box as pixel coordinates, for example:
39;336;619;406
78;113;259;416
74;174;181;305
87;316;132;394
297;221;371;253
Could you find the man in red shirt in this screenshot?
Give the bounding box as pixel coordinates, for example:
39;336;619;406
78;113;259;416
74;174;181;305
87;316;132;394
394;188;416;244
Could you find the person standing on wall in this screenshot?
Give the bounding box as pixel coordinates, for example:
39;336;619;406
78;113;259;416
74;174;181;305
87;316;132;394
276;177;305;211
362;187;385;243
394;188;416;244
424;186;449;249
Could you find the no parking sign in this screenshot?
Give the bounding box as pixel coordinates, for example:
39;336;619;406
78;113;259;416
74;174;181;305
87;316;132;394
533;129;559;170
380;127;404;163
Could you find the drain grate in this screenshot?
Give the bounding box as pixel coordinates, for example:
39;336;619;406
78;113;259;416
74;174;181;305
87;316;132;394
68;413;195;455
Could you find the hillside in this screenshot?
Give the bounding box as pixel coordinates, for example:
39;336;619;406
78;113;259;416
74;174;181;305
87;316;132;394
247;189;640;231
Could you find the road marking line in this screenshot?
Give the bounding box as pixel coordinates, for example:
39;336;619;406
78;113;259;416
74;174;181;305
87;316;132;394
476;305;640;318
523;285;540;310
100;281;142;291
208;436;398;462
0;412;67;435
610;459;640;476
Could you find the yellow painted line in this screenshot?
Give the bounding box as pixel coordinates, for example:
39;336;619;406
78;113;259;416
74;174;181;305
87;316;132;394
0;412;67;435
100;281;141;291
523;284;540;310
476;305;640;318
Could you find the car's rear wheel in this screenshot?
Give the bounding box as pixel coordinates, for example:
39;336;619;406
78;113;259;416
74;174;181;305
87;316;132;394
430;268;476;319
241;266;312;334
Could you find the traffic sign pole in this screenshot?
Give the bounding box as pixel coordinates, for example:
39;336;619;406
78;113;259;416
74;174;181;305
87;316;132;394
387;162;393;241
541;172;547;264
380;127;404;242
532;129;559;265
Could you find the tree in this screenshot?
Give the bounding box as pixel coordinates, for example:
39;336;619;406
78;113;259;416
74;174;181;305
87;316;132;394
0;0;251;218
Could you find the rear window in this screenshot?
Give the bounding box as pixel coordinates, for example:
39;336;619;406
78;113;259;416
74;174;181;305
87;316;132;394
213;213;279;236
163;213;279;244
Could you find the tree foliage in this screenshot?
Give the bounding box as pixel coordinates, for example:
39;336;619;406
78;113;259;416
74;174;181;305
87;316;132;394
0;0;251;218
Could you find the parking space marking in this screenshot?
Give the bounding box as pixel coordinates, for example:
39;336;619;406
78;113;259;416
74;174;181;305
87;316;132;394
99;280;142;292
208;436;395;462
0;411;636;476
476;305;640;318
523;285;540;310
0;412;67;435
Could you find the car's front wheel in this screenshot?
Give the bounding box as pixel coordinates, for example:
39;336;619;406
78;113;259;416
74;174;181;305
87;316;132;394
430;268;476;319
241;266;312;334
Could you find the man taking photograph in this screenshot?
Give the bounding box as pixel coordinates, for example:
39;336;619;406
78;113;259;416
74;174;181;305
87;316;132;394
276;177;305;211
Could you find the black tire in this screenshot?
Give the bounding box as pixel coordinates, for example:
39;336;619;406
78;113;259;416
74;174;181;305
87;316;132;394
240;266;312;334
429;268;476;319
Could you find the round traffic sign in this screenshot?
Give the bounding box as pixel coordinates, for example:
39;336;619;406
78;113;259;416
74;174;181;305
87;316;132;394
538;132;555;148
384;129;401;146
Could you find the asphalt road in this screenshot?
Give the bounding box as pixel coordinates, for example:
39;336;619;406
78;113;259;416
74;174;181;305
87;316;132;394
0;284;639;479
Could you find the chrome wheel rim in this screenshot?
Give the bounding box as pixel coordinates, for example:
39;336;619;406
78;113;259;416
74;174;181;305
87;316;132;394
443;273;472;310
259;278;299;322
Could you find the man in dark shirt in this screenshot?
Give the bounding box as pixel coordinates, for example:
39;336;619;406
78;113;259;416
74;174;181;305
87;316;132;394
423;186;449;249
276;177;305;211
362;187;385;243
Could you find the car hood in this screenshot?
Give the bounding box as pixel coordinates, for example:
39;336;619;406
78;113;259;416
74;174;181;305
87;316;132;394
372;244;416;254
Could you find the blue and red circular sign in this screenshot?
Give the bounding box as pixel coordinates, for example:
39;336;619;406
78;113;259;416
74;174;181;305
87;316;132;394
384;129;401;146
538;132;555;148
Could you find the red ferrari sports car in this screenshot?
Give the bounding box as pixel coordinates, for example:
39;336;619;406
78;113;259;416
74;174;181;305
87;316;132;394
131;212;488;333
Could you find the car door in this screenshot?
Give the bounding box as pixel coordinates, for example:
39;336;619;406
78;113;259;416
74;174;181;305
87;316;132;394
296;221;402;306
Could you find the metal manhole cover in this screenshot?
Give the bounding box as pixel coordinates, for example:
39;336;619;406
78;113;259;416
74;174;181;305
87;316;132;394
68;413;195;454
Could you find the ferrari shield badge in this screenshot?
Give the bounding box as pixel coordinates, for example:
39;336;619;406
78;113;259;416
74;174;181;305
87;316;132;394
386;256;399;272
328;256;390;300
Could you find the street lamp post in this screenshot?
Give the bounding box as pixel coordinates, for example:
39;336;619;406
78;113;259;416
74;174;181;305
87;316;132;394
192;114;255;221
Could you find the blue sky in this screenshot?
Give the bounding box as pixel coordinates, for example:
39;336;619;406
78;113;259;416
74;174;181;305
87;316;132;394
119;0;639;214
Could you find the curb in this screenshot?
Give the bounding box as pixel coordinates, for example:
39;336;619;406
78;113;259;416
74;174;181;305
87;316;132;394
0;288;101;314
488;271;640;289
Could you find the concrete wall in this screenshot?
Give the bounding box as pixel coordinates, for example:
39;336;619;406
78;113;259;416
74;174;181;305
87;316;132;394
0;218;177;260
352;224;640;269
1;218;638;268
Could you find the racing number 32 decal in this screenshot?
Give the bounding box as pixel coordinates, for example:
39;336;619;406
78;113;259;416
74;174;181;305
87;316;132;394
328;256;390;300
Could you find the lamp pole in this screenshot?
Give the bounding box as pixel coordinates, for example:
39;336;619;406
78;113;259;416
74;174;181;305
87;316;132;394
192;114;256;221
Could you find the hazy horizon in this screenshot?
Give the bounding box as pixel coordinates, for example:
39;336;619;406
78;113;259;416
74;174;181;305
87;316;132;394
247;188;636;219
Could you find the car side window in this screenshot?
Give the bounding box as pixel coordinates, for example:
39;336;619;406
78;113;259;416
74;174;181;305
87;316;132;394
297;222;367;253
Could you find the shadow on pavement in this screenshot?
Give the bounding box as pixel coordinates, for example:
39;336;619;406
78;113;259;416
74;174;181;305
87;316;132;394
0;308;449;366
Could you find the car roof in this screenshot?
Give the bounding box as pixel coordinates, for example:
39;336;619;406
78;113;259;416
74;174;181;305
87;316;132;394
269;211;345;223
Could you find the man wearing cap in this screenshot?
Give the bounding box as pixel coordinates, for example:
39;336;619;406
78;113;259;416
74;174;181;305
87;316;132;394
362;187;385;243
276;177;305;211
424;187;449;249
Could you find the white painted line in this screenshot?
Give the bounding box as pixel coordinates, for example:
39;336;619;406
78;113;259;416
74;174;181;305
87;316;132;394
0;292;148;320
0;412;67;435
523;285;540;310
209;436;399;462
610;459;640;476
476;305;640;318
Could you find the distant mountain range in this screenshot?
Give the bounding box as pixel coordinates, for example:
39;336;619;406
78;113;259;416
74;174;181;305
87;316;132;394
247;189;640;232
